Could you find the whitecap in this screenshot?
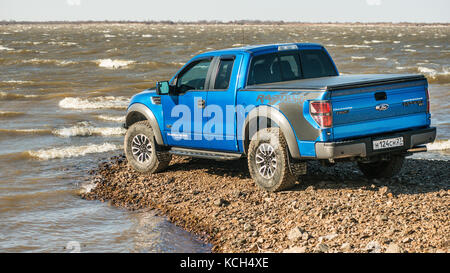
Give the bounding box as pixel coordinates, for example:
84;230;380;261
58;96;129;110
95;59;135;69
426;140;450;152
342;44;371;48
351;56;366;60
28;143;121;160
0;45;14;51
375;57;389;61
96;115;125;122
53;122;125;137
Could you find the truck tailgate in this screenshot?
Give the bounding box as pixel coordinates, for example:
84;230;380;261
330;76;430;140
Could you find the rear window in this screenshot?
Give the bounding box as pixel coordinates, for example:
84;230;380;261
299;50;337;79
247;49;337;85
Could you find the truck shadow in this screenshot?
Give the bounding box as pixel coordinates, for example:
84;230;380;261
291;158;449;195
169;157;449;195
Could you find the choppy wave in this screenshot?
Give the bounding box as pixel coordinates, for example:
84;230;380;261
58;96;129;110
0;111;25;118
53;122;125;137
22;58;77;66
426;139;450;152
417;66;450;84
351;56;366;60
0;91;39;100
80;181;97;194
95;115;125;122
27;143;121;160
1;80;33;84
0;45;14;51
0;128;52;135
94;59;135;69
342;44;371;48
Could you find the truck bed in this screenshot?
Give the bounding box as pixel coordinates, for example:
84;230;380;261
245;74;426;91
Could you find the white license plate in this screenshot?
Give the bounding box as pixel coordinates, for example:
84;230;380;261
373;137;404;150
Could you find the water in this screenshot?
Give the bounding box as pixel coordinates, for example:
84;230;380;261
0;23;449;252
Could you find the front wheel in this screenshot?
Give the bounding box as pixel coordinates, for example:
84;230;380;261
357;155;405;179
124;121;171;174
247;128;296;192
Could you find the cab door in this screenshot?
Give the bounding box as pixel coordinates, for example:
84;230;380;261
161;57;213;149
204;55;241;151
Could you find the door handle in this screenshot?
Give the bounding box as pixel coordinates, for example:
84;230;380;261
197;99;205;109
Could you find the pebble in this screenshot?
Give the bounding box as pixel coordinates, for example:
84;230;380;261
287;227;305;241
385;243;403;253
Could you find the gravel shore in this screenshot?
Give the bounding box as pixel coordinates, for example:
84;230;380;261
81;154;449;253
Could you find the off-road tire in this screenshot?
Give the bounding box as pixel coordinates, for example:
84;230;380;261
357;155;405;179
124;120;171;173
247;128;296;192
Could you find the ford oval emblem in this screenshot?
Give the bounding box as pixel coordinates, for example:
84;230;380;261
376;103;389;111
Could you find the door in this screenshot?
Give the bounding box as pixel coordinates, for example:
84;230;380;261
162;57;213;149
205;55;240;151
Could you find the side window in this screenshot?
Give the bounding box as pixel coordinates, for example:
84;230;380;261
279;54;301;81
213;59;234;89
247;53;281;85
177;59;212;92
299;50;337;79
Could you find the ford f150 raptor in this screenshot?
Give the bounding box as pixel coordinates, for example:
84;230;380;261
123;43;436;192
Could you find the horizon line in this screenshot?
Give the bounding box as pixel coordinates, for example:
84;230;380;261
0;20;449;26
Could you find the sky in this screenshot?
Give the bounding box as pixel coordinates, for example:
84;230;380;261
0;0;449;23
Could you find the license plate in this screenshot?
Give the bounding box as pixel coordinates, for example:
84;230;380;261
373;137;404;150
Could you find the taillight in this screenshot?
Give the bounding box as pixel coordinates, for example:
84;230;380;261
426;87;430;114
310;101;332;128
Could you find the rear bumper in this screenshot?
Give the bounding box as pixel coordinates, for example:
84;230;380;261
315;127;436;159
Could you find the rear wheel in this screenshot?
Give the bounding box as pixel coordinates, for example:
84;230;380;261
247;128;297;192
124;121;171;173
357;155;405;179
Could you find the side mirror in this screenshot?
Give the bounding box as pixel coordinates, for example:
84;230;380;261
156;81;171;95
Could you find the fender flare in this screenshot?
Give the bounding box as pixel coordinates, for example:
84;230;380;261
242;105;301;159
126;103;164;145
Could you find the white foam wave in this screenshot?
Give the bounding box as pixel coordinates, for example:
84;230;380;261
53;123;125;137
351;56;366;60
2;80;33;84
96;115;125;122
375;57;389;61
0;91;39;99
342;44;371;48
142;34;153;38
22;58;76;66
417;66;450;80
426;140;450;151
0;45;14;51
80;181;97;194
95;59;135;69
28;143;121;160
364;40;384;44
58;96;129;110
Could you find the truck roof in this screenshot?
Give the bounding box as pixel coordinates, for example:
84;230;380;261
196;43;324;57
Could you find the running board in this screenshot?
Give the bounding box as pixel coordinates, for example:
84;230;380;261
169;147;242;161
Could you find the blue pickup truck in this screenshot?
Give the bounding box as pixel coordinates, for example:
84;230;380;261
124;43;436;192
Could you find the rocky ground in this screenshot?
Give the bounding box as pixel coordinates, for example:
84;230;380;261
81;154;449;253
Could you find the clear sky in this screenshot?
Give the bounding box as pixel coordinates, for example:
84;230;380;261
1;0;449;23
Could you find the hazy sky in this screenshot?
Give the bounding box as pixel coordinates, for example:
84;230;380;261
1;0;449;23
